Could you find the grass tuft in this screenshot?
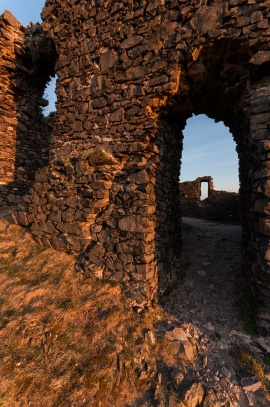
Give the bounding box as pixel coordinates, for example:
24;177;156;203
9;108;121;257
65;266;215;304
235;346;270;400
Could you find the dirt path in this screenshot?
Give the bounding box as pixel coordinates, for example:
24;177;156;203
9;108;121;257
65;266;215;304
164;217;270;407
166;217;243;336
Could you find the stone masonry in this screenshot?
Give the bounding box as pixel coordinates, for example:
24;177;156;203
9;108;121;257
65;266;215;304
180;176;214;199
0;11;56;205
1;0;270;333
179;176;240;223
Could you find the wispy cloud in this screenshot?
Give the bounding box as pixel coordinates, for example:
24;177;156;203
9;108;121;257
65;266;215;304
181;115;239;191
182;151;210;163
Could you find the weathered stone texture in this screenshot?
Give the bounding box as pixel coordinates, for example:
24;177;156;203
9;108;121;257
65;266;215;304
0;11;56;205
2;0;270;332
180;176;214;200
179;177;240;223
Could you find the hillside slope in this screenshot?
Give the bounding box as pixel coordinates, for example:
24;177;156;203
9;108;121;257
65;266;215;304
0;208;270;407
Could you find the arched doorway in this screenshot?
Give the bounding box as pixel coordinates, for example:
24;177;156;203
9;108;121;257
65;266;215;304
155;39;269;333
179;115;240;219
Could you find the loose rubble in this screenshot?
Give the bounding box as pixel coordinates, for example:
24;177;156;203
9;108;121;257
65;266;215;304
164;218;270;407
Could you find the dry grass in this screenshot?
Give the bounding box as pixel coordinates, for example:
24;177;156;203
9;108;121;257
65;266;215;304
235;346;270;401
0;213;172;406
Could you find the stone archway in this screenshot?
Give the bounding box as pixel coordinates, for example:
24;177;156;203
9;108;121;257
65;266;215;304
154;36;270;334
3;0;270;333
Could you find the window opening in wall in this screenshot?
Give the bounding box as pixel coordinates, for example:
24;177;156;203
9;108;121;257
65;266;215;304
179;114;239;222
40;76;57;137
176;113;243;340
180;114;239;194
42;76;57;116
200;181;208;201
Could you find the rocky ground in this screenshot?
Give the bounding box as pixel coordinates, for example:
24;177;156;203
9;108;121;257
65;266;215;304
163;217;270;407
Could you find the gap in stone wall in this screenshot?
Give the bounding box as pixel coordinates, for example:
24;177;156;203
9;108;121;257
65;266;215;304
39;76;57;144
200;182;209;201
42;76;57;116
180;114;239;195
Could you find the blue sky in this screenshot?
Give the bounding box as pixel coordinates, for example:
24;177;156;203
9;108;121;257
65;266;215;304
182;115;239;195
1;1;239;194
0;0;57;111
0;0;45;25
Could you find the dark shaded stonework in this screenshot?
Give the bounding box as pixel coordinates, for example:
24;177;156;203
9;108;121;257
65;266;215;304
179;176;240;223
1;1;270;333
180;176;214;200
0;11;57;205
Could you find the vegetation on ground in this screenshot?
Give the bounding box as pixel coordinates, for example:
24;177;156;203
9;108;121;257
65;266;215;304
235;346;270;401
0;213;182;406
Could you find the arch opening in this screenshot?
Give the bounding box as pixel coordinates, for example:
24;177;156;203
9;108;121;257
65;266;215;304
155;110;246;336
39;75;58;160
179;114;240;220
42;76;57;116
155;39;253;328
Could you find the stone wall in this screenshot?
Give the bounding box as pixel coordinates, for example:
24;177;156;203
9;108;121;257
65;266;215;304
180;176;214;199
179;177;240;223
0;11;56;205
1;1;270;332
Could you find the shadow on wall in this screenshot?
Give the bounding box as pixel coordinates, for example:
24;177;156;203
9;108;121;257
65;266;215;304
179;176;240;224
0;11;57;206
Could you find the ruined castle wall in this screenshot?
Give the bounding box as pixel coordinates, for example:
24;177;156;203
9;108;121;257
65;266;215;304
0;11;56;205
180;182;201;200
180;193;240;224
180;176;214;199
179;177;239;222
4;0;270;330
0;11;21;187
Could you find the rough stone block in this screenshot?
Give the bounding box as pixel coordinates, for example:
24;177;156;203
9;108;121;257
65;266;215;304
259;219;270;236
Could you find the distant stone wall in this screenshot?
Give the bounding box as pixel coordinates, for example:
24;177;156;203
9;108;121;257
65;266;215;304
179;177;240;223
1;1;270;332
180;176;214;199
0;11;56;205
179;176;241;223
